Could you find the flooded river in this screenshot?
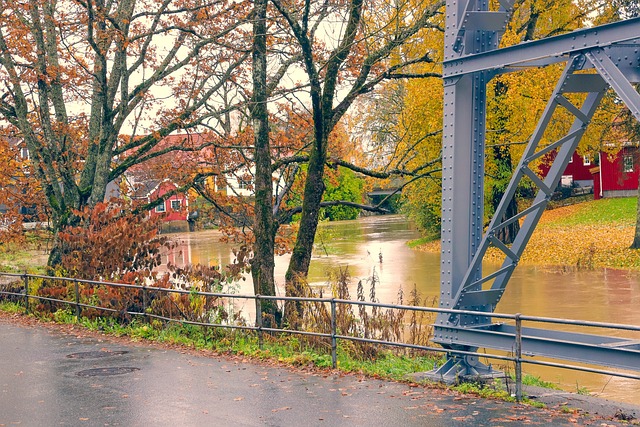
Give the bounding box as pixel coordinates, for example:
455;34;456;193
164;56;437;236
165;215;640;404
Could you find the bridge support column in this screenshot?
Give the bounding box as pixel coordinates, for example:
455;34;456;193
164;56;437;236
428;1;640;384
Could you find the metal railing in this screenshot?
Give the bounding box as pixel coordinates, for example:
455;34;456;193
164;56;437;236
1;271;639;401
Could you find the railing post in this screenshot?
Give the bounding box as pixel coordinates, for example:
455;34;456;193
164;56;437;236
142;285;149;323
23;272;29;314
256;295;263;350
515;313;523;402
74;280;81;321
330;298;337;369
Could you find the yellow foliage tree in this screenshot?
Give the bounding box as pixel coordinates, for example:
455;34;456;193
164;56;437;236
395;0;626;239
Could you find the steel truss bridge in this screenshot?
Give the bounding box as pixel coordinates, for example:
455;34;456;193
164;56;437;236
432;1;640;379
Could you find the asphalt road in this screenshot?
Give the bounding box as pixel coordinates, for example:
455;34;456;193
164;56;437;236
0;317;635;426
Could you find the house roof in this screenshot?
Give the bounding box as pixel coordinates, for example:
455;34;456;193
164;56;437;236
129;178;162;199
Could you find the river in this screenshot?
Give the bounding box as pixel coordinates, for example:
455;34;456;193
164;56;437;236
164;215;640;404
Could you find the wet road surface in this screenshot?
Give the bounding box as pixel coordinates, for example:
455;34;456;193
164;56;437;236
0;317;633;426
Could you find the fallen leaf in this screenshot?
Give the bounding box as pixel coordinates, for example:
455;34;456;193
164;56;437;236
234;397;244;401
272;407;291;413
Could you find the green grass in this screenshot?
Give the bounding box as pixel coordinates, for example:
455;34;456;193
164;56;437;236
548;197;636;226
407;233;439;248
519;373;562;390
452;380;514;401
336;347;438;379
0;301;25;314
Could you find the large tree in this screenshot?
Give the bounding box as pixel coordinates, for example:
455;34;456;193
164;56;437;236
0;0;251;266
265;0;445;297
250;0;279;321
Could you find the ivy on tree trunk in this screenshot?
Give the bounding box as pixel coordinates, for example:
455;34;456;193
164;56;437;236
250;0;280;324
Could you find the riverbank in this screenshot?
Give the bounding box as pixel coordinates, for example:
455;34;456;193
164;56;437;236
417;197;640;271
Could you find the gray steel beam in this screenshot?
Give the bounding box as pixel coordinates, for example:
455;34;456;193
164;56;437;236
435;0;640;382
438;73;486;312
486;73;606;297
586;49;640;121
443;18;640;77
435;324;640;372
448;0;516;57
439;0;495;318
439;56;607;321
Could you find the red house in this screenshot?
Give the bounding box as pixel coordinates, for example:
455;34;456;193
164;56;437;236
132;179;189;222
538;145;640;200
592;145;640;200
538;151;595;189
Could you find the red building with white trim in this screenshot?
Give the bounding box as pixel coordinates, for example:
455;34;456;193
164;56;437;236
592;146;640;200
132;179;189;222
538;151;595;189
538;146;640;200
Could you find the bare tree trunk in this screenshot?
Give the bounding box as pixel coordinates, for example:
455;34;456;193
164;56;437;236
489;79;519;244
492;144;520;244
284;144;326;324
250;0;279;324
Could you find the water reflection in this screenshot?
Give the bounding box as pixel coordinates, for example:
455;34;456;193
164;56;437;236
163;215;640;404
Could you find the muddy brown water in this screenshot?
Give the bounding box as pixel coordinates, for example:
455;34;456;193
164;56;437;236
164;215;640;405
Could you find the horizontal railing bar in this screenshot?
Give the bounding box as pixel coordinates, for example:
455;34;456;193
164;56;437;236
77;303;120;314
522;357;640;381
0;291;25;298
518;314;640;332
3;272;640;333
260;327;332;339
3;272;640;332
0;272;24;278
143;313;259;332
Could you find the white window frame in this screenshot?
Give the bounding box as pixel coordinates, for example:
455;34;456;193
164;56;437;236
170;200;181;211
238;177;252;190
156;202;166;213
561;175;573;187
624;155;634;173
583;155;590;166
